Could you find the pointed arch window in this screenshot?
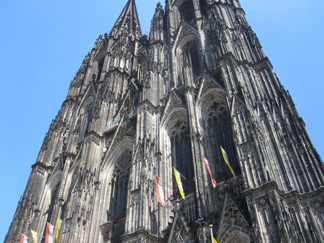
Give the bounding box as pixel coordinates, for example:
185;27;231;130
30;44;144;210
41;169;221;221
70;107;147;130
207;103;239;179
108;150;132;221
171;122;194;195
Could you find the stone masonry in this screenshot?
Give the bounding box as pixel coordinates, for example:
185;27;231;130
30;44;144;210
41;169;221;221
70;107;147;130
5;0;324;242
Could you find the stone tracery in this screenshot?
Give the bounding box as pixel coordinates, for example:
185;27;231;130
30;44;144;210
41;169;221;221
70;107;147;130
6;0;324;243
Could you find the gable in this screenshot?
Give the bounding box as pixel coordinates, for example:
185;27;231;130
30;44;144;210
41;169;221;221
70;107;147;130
161;91;186;125
196;74;224;103
217;193;250;242
173;22;199;51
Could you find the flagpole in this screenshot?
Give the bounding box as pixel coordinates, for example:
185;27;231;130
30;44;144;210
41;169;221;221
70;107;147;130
220;146;236;178
177;170;195;188
157;177;177;193
209;225;213;243
155;175;186;202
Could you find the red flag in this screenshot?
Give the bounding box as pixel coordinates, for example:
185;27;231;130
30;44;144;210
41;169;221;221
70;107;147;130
45;222;54;243
20;234;28;243
155;176;165;206
202;156;217;188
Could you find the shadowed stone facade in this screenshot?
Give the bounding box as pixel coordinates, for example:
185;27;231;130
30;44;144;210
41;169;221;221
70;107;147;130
5;0;324;242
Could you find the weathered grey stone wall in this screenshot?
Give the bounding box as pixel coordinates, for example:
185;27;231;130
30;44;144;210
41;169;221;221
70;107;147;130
5;0;324;242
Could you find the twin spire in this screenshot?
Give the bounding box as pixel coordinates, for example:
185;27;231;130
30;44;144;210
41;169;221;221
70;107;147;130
110;0;142;39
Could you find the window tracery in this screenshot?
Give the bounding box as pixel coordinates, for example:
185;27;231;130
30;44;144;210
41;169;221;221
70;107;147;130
109;149;132;221
207;102;239;179
170;121;194;195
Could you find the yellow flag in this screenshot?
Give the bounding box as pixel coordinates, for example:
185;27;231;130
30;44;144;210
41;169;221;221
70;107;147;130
173;168;185;199
56;218;62;243
31;230;37;243
210;226;218;243
220;146;236;177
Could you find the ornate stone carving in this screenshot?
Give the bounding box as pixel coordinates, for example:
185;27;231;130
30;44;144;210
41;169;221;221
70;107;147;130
218;193;250;241
6;2;324;243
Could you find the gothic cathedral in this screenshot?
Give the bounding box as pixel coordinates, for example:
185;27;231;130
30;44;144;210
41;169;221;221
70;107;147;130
5;0;324;242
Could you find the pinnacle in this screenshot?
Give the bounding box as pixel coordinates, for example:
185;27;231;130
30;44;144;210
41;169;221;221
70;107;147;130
109;0;142;39
155;2;164;12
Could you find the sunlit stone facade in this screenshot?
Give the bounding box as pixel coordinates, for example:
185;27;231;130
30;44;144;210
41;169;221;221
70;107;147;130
5;0;324;242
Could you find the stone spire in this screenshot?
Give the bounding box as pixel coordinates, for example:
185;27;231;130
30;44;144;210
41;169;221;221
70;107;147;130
149;2;164;43
110;0;142;40
5;1;324;243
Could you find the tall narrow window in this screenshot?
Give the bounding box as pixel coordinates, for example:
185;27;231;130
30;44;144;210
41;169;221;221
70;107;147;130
207;103;239;179
107;150;132;243
42;183;59;243
171;123;194;195
97;58;104;81
47;184;59;224
109;149;132;221
85;107;93;133
183;41;200;76
79;102;94;140
179;1;195;22
112;175;128;220
188;43;199;75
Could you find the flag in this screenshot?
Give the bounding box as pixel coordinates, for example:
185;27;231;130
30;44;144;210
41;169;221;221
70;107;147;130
20;234;28;243
45;222;54;243
155;176;165;206
212;236;218;243
173;168;185;199
202;156;217;188
56;218;62;243
210;226;218;243
31;230;38;243
220;147;236;177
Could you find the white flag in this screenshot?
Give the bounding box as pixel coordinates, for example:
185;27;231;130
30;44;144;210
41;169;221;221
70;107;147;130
20;234;28;243
45;222;54;243
31;230;38;243
155;176;165;206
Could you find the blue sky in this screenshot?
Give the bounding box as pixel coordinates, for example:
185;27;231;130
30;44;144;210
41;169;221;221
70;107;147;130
1;0;323;241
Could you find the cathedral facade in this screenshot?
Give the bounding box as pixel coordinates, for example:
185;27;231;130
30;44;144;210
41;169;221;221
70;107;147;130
5;0;324;242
